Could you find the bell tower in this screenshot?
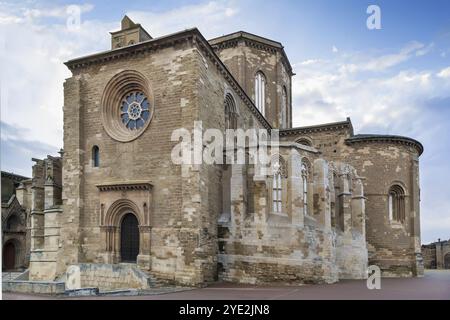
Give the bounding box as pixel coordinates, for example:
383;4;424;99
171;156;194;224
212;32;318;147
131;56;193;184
110;15;152;49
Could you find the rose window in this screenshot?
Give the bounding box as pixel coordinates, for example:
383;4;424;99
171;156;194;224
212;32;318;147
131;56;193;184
120;91;151;130
101;70;154;142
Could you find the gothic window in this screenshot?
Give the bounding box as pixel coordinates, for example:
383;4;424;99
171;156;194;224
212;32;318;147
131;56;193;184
254;71;266;116
273;171;282;213
301;160;311;216
224;93;238;130
296;138;312;147
281;86;288;128
388;185;405;223
120;91;150;130
92;145;100;167
271;155;286;213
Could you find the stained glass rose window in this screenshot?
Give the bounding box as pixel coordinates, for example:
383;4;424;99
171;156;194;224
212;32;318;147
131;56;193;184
120;91;151;130
101;70;154;142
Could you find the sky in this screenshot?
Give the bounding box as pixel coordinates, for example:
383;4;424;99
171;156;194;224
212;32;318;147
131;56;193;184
0;0;449;244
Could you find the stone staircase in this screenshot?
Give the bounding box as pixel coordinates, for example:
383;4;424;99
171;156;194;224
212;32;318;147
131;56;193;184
65;263;168;292
2;272;22;281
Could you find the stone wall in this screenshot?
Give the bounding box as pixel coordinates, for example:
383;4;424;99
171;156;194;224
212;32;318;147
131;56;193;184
422;240;450;269
422;244;436;269
65;263;152;291
280;122;423;277
217;145;367;284
341;141;423;276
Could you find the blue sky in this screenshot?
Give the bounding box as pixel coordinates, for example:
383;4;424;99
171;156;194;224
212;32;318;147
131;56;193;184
0;0;449;243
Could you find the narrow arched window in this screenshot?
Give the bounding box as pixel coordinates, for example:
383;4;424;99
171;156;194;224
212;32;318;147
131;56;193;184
388;185;405;222
296;138;312;147
272;156;286;213
224;93;238;130
254;71;266;116
301;162;309;215
273;171;282;213
92;145;100;167
281;86;288;128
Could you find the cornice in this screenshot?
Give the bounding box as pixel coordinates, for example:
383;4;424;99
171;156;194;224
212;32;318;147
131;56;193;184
65;29;196;71
96;182;153;192
209;31;294;76
280;119;353;137
345;135;424;156
1;171;30;182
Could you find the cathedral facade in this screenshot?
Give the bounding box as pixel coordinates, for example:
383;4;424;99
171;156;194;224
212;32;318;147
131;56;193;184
19;16;424;288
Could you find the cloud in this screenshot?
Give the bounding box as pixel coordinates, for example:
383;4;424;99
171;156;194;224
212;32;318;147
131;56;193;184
0;3;94;25
337;41;431;74
0;0;240;150
0;2;117;150
1;121;58;176
332;45;338;53
126;0;239;38
437;66;450;78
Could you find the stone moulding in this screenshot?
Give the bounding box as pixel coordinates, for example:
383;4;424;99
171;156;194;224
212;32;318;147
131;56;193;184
345;134;424;156
279;118;354;136
96;182;153;192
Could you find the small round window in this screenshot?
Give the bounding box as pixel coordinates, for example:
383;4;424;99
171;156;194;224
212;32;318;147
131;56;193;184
120;91;151;130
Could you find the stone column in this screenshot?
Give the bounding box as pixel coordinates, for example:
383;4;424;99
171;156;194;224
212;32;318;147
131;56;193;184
137;225;152;270
312;158;336;281
313;158;331;230
230;164;246;238
57;76;84;277
351;177;366;237
289;149;303;226
30;161;45;251
410;157;424;276
340;167;353;235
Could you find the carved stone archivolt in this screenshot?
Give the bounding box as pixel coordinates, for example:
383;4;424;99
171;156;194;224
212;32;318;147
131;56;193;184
97;182;153;268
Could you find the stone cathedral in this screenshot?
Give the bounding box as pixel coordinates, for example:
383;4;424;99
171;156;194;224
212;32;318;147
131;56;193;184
5;16;424;290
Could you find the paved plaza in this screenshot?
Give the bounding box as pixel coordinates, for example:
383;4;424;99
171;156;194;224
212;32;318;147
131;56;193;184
2;270;449;300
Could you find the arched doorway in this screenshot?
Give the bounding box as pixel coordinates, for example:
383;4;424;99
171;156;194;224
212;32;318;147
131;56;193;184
3;241;16;270
445;253;450;269
120;213;140;262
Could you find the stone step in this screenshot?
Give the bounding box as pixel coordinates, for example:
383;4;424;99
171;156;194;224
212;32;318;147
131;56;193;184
2;272;23;281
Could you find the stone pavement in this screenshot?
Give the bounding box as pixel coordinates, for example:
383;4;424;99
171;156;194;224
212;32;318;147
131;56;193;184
2;270;449;300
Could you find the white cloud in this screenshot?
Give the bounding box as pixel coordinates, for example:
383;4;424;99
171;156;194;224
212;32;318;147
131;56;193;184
0;3;115;148
332;45;338;53
415;42;434;56
437;66;450;78
336;41;431;74
126;0;239;38
0;3;94;25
